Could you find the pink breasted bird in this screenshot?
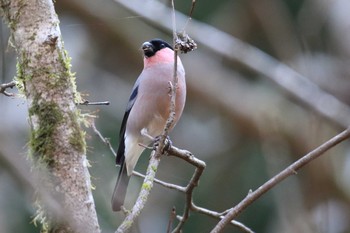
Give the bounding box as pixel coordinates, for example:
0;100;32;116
112;39;186;211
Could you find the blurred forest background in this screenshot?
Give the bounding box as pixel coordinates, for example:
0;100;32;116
1;0;350;232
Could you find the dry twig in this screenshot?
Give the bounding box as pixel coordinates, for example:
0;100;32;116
132;147;253;233
167;146;205;232
168;147;253;233
210;127;350;233
0;80;16;96
78;100;110;105
167;207;177;233
91;121;117;156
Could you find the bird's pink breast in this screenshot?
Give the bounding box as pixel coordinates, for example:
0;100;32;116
143;48;174;68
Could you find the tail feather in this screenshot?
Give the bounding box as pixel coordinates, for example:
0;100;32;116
111;159;130;211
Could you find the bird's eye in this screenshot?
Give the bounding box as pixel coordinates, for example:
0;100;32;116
160;44;165;48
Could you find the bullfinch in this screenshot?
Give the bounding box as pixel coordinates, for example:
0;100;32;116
111;39;186;211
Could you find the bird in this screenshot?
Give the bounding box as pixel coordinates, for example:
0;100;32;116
111;39;186;211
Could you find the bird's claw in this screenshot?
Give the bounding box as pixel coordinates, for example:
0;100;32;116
153;135;172;154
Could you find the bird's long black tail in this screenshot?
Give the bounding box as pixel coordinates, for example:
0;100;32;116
111;158;130;211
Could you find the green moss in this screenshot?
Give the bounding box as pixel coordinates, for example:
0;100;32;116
69;129;86;153
32;198;74;233
15;53;29;79
14;53;31;95
68;110;86;153
58;49;82;103
123;220;133;228
32;199;50;233
142;183;152;191
29;99;63;166
151;165;157;172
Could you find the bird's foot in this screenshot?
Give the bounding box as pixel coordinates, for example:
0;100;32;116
153;135;172;154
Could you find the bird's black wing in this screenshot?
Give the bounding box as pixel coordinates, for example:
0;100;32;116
112;83;139;211
116;84;139;164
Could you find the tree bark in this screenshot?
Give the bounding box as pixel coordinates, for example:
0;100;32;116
0;0;100;232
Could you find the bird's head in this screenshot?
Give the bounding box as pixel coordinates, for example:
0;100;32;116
141;39;175;68
141;39;173;58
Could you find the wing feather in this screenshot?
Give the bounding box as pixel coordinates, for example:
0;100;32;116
116;85;139;164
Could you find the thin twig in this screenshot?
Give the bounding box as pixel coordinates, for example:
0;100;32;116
133;171;186;192
188;0;196;19
169;146;205;233
134;149;252;233
0;80;16;96
162;146;252;233
191;204;254;233
182;0;196;31
78;100;110;105
167;207;177;233
91;121;117;157
210;127;350;233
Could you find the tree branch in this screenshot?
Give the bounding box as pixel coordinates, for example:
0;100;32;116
132;147;253;233
191;204;254;233
0;80;16;96
210;127;350;233
116;150;161;233
167;146;205;232
167;146;254;233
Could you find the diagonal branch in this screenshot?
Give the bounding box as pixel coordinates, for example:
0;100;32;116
116;150;161;233
166;146;205;232
191;204;254;233
167;147;253;233
133;147;253;233
92;121;117;157
210;127;350;233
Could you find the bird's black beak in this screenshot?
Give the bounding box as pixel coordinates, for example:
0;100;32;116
142;42;154;57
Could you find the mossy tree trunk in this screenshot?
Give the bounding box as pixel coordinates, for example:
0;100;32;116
0;0;100;232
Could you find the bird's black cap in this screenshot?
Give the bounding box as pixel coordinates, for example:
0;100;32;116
142;39;173;57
